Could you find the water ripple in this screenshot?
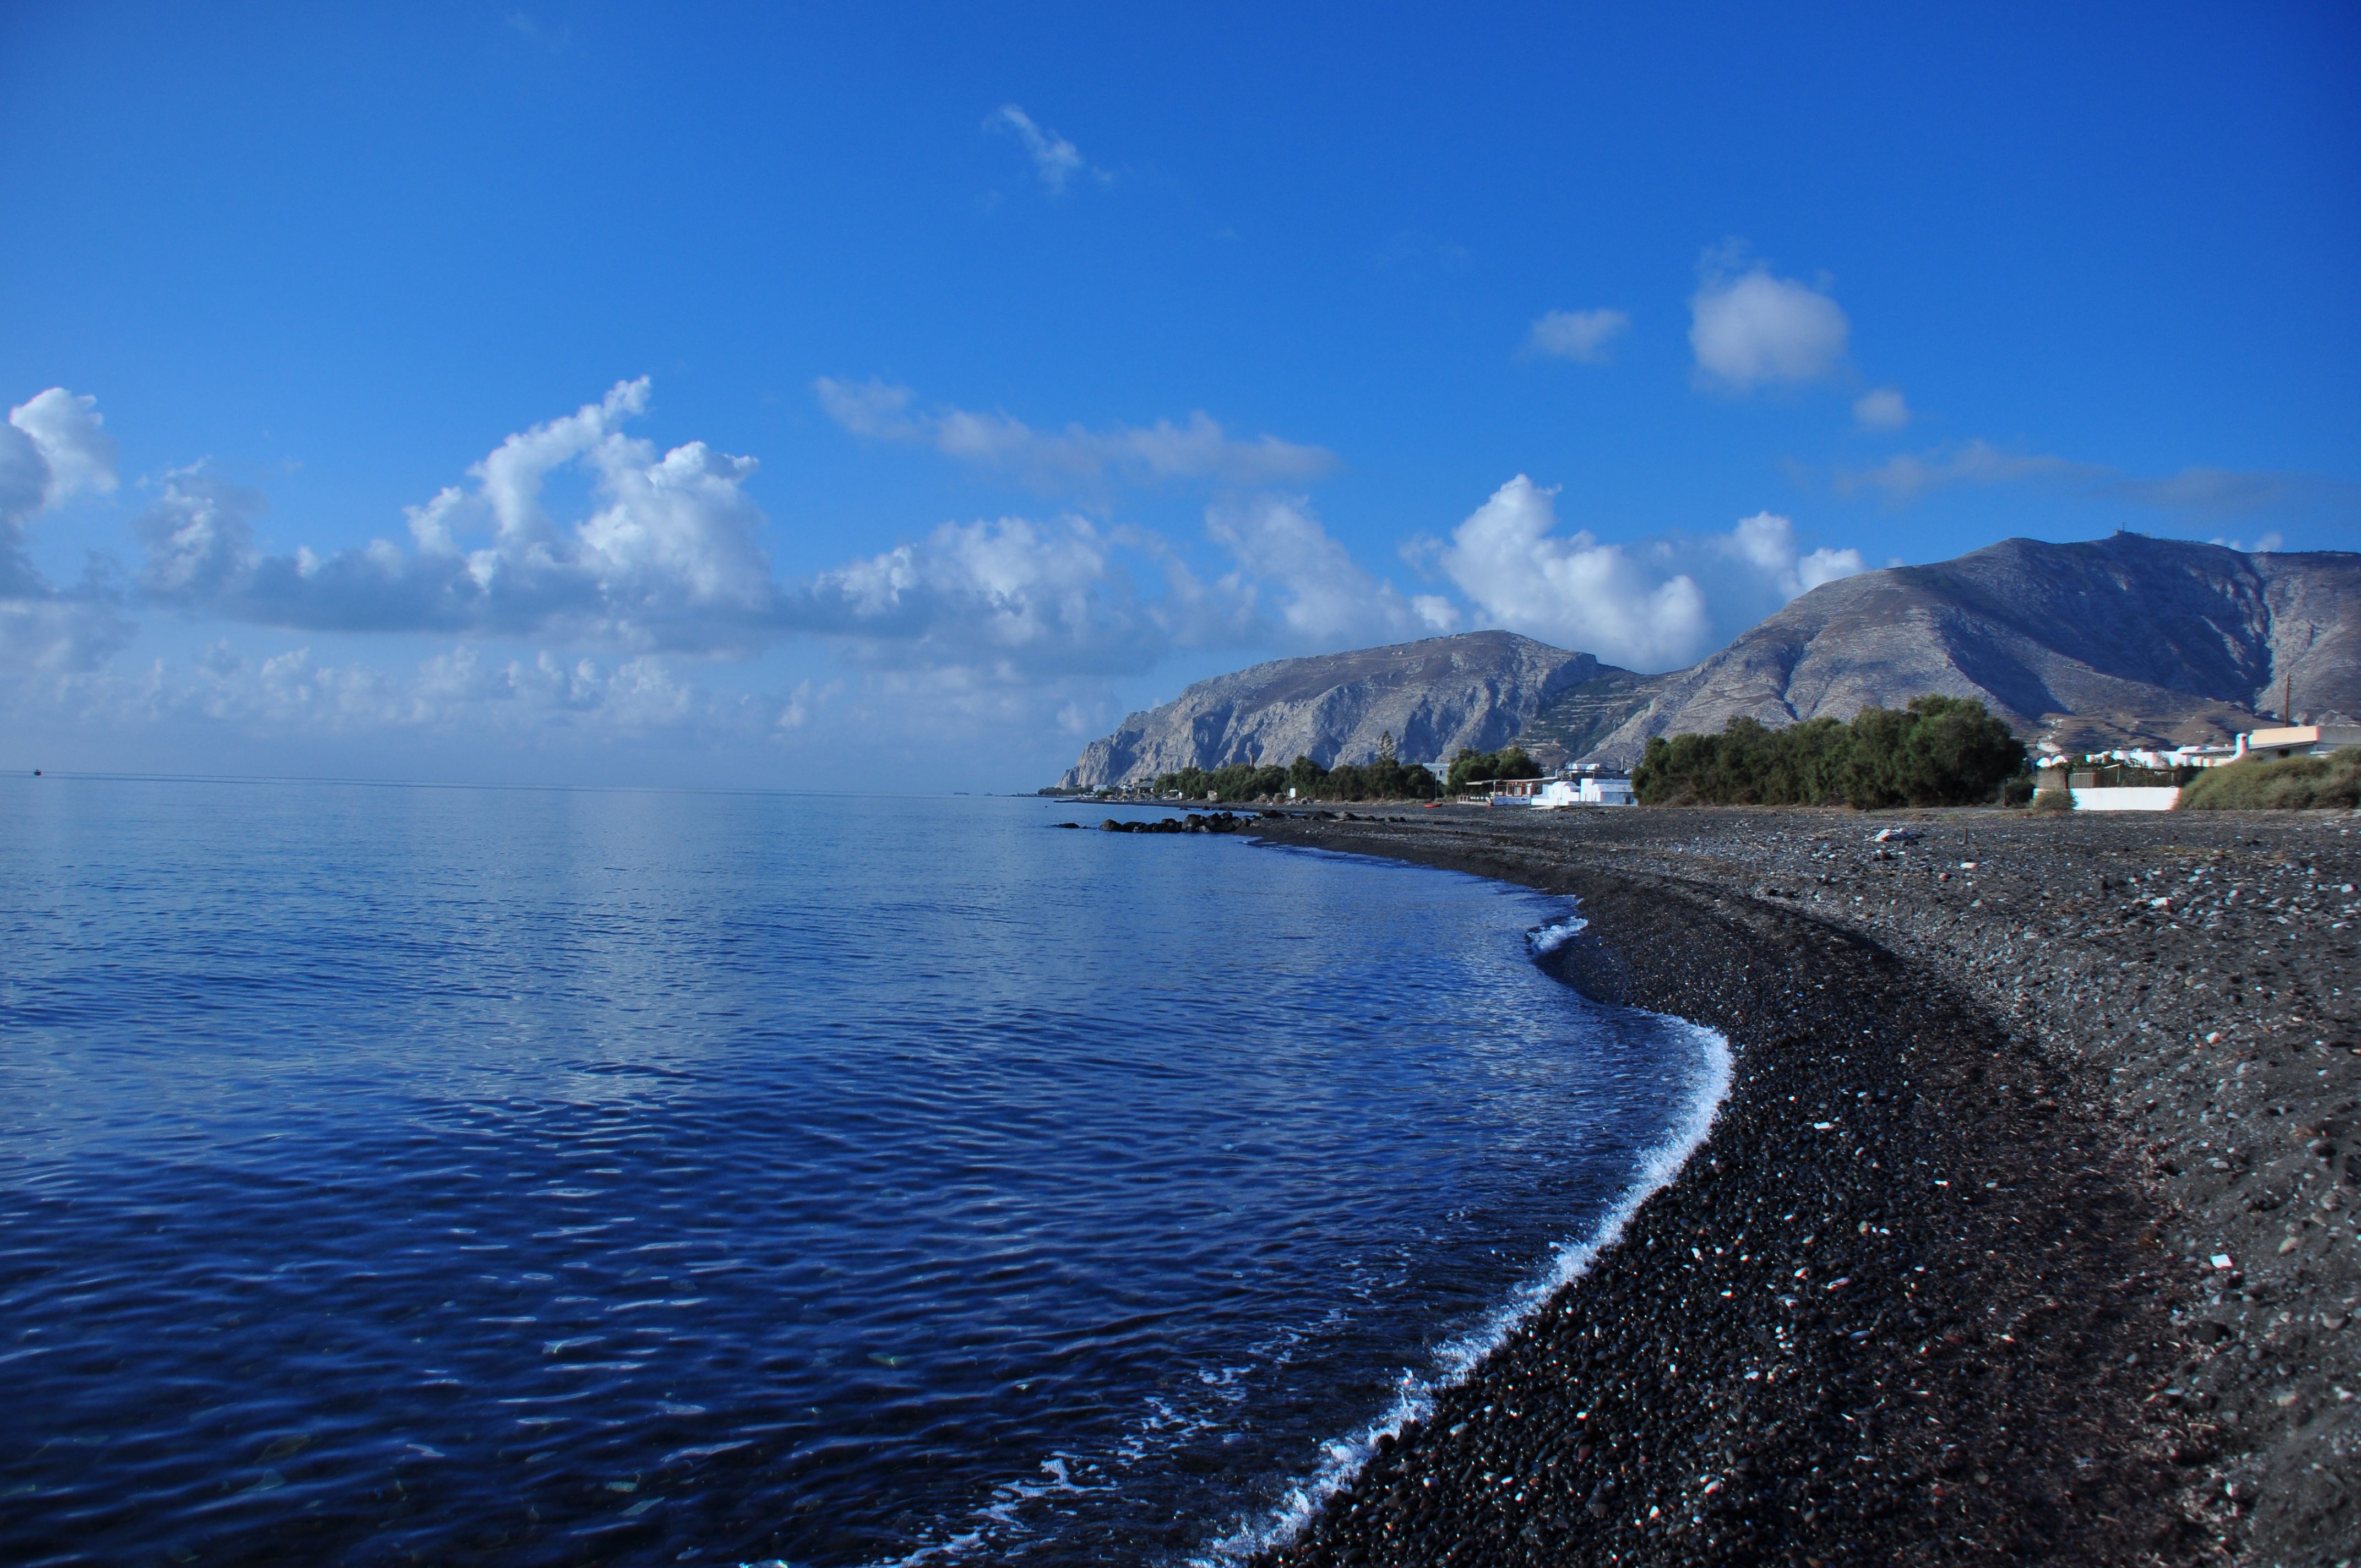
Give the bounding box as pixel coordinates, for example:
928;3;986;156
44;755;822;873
0;783;1711;1566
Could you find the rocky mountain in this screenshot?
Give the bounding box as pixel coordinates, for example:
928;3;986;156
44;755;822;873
1058;535;2360;787
1058;631;1615;790
1541;533;2361;765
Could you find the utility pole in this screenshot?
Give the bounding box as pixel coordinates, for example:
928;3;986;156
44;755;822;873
2282;672;2294;725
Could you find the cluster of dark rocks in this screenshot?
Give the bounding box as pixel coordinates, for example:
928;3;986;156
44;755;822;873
1235;805;2360;1566
1051;809;1422;834
1057;812;1255;834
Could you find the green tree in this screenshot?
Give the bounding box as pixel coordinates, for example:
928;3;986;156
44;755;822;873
1893;695;2026;805
1630;698;2022;810
1446;745;1542;793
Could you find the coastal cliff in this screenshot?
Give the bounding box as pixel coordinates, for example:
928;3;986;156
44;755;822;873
1058;631;1613;790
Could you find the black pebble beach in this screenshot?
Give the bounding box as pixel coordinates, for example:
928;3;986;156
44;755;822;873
1206;804;2361;1566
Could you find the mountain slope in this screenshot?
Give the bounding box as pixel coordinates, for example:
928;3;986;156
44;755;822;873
1058;632;1616;790
1552;534;2361;764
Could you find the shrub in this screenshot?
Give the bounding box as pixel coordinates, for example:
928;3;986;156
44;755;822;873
2177;748;2361;810
1633;696;2026;810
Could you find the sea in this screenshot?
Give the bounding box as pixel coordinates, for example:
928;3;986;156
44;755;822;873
0;778;1726;1567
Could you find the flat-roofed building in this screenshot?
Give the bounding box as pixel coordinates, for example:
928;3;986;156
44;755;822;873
2242;724;2361;760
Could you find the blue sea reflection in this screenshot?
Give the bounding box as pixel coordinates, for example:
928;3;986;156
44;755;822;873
0;781;1707;1566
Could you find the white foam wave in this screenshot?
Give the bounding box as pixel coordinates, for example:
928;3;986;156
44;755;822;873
1191;1005;1734;1565
1524;912;1589;955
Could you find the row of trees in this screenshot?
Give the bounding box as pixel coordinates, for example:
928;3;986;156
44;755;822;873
1443;745;1543;793
1631;696;2027;809
1154;733;1443;802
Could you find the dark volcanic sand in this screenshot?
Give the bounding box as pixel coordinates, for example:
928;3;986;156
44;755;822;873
1231;805;2361;1567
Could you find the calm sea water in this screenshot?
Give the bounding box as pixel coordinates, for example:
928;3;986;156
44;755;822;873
0;780;1718;1567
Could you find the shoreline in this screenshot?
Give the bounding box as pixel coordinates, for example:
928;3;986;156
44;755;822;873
1209;982;1738;1565
1236;808;2361;1566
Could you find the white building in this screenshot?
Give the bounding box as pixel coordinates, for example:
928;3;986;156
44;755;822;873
2243;723;2361;760
1531;768;1635;808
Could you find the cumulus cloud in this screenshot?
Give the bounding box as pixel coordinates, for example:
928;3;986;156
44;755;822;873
788;492;1457;678
1430;477;1711;669
135;378;780;652
1428;477;1867;670
1205;494;1455;646
1719;510;1867;599
986;105;1097;193
2;388;133;679
106;378;1388;687
1852;386;1910;429
6;388;124;589
9;389;119;508
1689;249;1849;390
802;514;1170;676
815;377;1335;491
1526;308;1631;364
135;467;270;601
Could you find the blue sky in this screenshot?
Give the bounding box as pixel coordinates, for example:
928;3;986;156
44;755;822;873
4;3;2356;788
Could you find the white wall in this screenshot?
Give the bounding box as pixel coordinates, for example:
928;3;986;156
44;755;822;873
2070;786;2182;812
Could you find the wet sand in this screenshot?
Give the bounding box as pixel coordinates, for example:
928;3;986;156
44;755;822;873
1237;805;2360;1566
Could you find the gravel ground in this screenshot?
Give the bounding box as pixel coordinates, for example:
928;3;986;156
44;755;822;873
1228;804;2361;1567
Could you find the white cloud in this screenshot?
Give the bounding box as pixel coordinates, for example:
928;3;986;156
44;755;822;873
135;466;269;600
1689;250;1849;390
8;380;1864;783
110;379;1381;685
790;492;1459;678
1432;476;1710;669
815;377;1335;491
1204;494;1455;646
1852;386;1910;429
986;105;1097;193
1;388;133;678
1430;478;1868;670
802;514;1171;676
134;378;780;652
1720;510;1866;598
1526;308;1631;364
9;388;119;507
